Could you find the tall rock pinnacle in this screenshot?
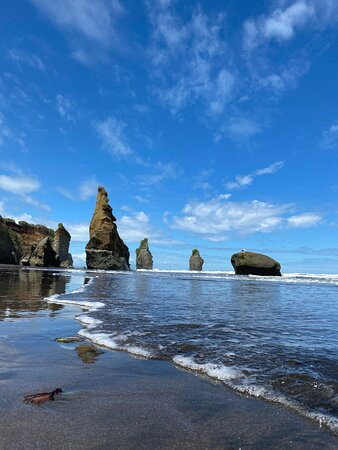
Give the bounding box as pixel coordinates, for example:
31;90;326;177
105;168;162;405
85;186;130;270
136;238;153;270
189;249;204;271
52;223;73;268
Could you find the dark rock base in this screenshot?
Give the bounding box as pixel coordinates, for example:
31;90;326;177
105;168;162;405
86;249;130;271
233;266;281;276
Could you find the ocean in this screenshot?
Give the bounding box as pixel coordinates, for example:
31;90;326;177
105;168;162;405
1;267;337;435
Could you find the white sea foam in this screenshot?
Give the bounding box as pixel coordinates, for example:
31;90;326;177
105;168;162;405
78;329;153;358
173;355;242;381
75;315;102;327
135;269;338;285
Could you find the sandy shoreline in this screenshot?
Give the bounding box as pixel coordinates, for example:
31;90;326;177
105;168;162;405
0;269;337;449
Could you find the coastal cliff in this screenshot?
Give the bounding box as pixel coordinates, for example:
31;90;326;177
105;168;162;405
85;186;130;270
0;217;72;268
3;218;53;262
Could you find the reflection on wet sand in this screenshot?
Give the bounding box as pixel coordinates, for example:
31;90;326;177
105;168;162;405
76;344;104;364
0;266;69;320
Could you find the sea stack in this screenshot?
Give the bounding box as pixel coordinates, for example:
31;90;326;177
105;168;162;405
189;249;204;271
52;223;73;268
231;251;281;276
85;186;130;270
136;238;153;270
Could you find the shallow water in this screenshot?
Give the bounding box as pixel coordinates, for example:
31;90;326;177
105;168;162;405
1;267;337;434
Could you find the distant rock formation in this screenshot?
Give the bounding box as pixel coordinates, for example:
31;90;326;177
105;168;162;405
85;186;130;270
0;217;66;268
22;237;60;267
136;238;153;270
231;251;281;276
0;217;18;264
53;223;73;268
3;218;53;262
189;249;204;271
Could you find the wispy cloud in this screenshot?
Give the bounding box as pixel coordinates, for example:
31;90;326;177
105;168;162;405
240;0;338;103
320;122;338;149
0;171;50;211
8;49;46;71
56;94;74;121
243;1;315;52
173;193;320;241
287;213;322;228
58;176;99;201
94;116;132;157
148;2;235;116
220;117;262;142
137;161;181;186
31;0;125;63
0;112;25;148
226;161;284;190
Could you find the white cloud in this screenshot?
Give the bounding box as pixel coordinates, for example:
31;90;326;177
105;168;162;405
117;211;159;242
65;223;89;241
173;194;320;241
320;122;338;149
137;161;181;186
56;94;74;121
148;3;235;115
287;213;321;228
255;161;284;175
8;49;46;71
243;0;338;53
58;177;99;201
243;1;315;52
31;0;125;63
133;195;150;204
95;116;132;157
0;112;25;148
241;1;338;100
0;170;50;211
225;117;262;139
31;0;123;44
0;174;40;194
226;175;253;190
263;1;314;41
226;161;284;190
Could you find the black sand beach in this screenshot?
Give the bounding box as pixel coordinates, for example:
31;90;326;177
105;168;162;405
0;266;337;449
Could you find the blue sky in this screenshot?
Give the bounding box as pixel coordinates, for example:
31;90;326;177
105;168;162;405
1;0;338;272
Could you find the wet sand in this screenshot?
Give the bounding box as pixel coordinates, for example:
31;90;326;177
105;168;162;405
0;269;337;449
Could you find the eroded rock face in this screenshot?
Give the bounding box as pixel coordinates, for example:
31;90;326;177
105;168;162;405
26;237;60;268
136;238;153;270
86;186;130;270
189;249;204;271
0;217;18;264
4;219;52;261
53;224;73;268
231;251;281;276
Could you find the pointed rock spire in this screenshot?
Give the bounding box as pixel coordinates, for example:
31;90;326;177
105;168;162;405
85;186;130;270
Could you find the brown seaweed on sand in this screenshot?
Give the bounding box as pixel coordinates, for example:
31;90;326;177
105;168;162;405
24;388;63;405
